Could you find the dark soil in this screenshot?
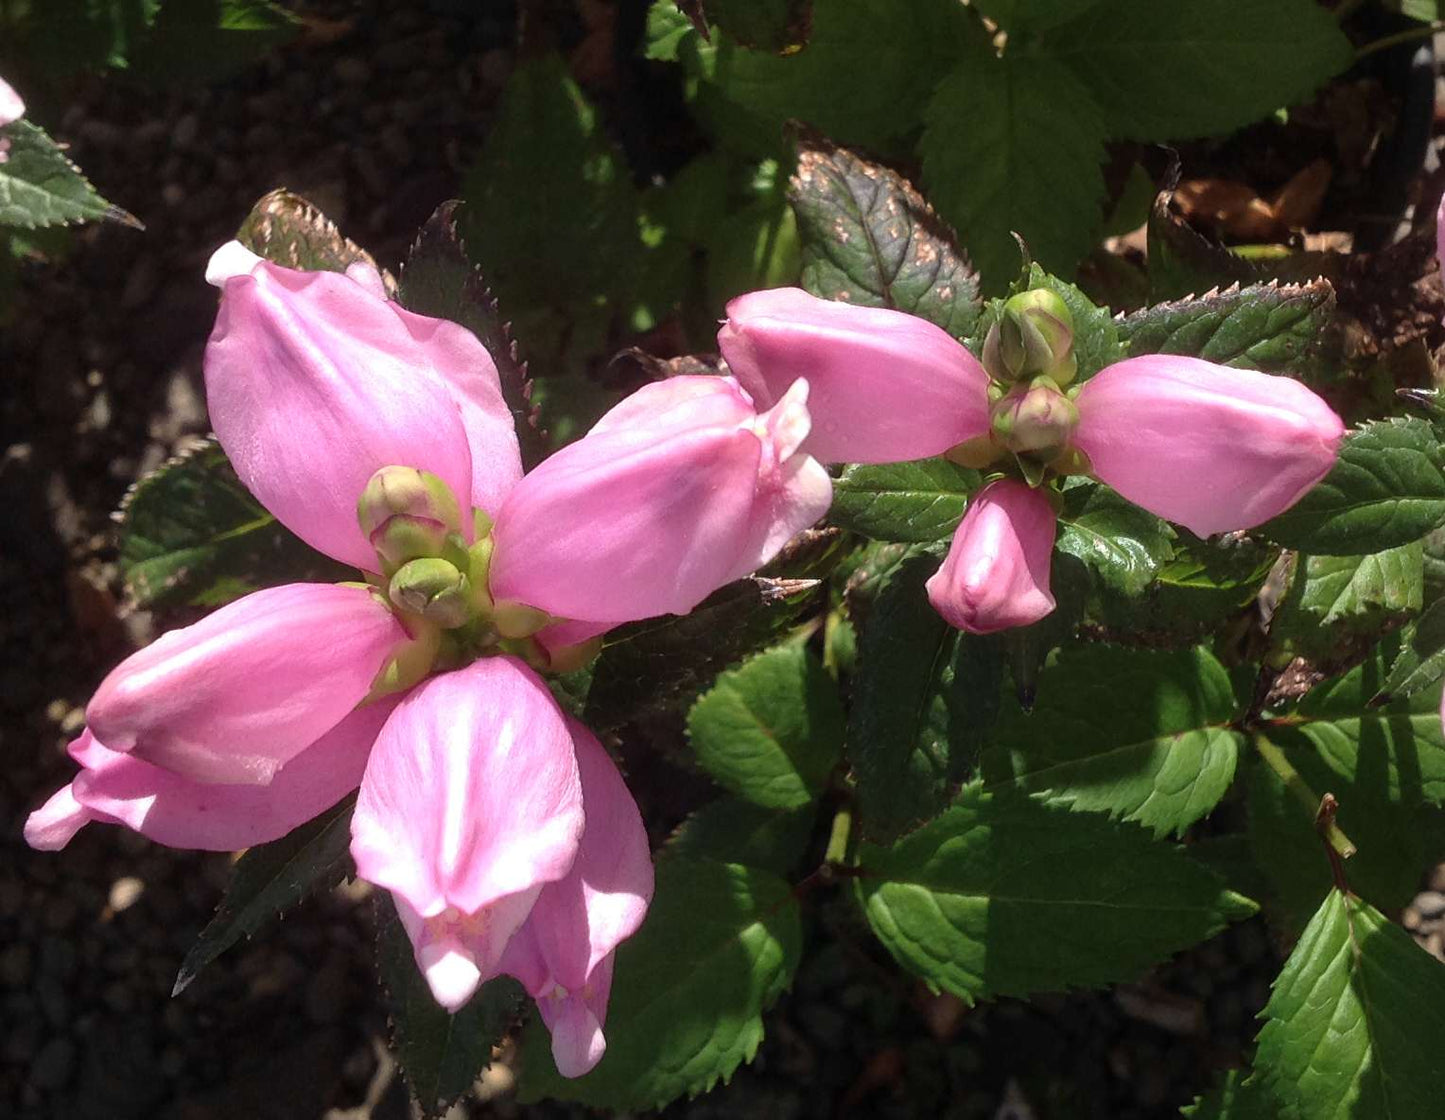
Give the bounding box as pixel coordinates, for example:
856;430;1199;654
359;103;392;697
4;4;1443;1119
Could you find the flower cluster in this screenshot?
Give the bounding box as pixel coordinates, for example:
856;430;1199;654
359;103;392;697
721;287;1345;634
25;244;830;1076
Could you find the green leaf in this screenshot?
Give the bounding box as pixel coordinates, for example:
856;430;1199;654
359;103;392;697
585;577;819;731
1116;280;1337;376
173;795;355;996
375;894;521;1119
855;784;1256;1002
787;131;981;339
398;201;542;469
847;553;1003;841
920;41;1107;290
236;188;382;275
1041;0;1353;141
687;645;843;808
460;52;639;320
1276;545;1424;634
117;438;350;610
704;0;812;53
703;173;801;307
974;0;1100;33
1056;479;1175;596
1379;597;1445;700
1258;418;1445;554
0;119;128;229
130;0;299;84
663;797;818;876
1249;889;1445;1119
5;0;160;73
831;458;979;544
658;0;981;155
981;645;1244;837
519;859;802;1109
1183;1070;1271;1119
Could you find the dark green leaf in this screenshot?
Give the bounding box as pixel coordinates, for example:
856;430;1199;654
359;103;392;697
130;0;298;84
375;894;521;1119
117;438;351;610
4;0;159;73
1116;280;1337;376
981;645;1243;836
687;645;843;808
519;859;802;1108
663;797;818;876
1249;890;1445;1119
1042;0;1352;141
1183;1070;1271;1119
0;119;131;229
1056;479;1175;596
398;201;542;469
585;576;819;731
704;0;812;52
1272;545;1424;656
831;459;979;544
920;40;1107;290
788;131;981;339
855;784;1256;1001
173;795;355;995
973;0;1099;32
1379;597;1445;700
236;188;382;275
847;553;1003;841
1259;418;1445;554
704;172;801;307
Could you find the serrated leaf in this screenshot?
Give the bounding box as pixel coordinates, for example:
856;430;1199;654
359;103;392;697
1378;597;1445;700
787;131;981;339
236;188;383;276
687;645;843;808
1143;182;1262;303
397;201;542;469
1056;479;1175;596
663;797;817;876
1249;889;1445;1119
0;119;130;229
519;859;802;1109
375;894;521;1119
1279;545;1424;631
847;553;1003;841
1041;0;1352;141
981;645;1243;837
173;795;355;995
1116;280;1337;376
1260;418;1445;554
584;576;819;731
1183;1069;1272;1119
920;42;1107;291
831;459;979;544
855;784;1255;1002
117;438;351;610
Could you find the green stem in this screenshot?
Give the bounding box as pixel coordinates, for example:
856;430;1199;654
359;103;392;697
1355;20;1445;61
824;805;853;867
1254;733;1357;861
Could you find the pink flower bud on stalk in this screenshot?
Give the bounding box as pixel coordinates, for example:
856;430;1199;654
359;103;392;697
0;75;24;164
926;480;1057;634
28;243;830;1074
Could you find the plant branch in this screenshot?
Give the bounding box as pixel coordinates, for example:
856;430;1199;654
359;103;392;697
1253;732;1357;863
1355;20;1445;61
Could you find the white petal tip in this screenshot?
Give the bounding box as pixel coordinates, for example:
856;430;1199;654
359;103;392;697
419;940;483;1012
24;784;92;851
205;240;265;289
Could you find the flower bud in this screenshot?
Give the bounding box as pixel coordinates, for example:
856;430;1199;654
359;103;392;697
989;379;1079;458
926;480;1057;634
389;558;472;628
358;466;464;569
982;289;1076;387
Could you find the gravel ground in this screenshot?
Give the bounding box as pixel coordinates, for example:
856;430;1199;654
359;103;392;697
4;3;1443;1118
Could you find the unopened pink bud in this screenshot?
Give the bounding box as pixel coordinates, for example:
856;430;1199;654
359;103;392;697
926;480;1057;634
1072;356;1344;536
989;379;1079;457
719;287;991;465
0;76;23;127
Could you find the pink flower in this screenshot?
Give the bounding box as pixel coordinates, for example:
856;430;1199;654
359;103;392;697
29;244;828;1068
0;76;21;126
719;287;991;465
1071;356;1344;536
926;480;1056;634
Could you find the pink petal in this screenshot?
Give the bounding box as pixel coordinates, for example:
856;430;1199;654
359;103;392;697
1073;356;1344;536
204;249;481;569
719;287;991;464
489;376;831;625
25;702;390;852
926;479;1057;634
498;721;651;1077
86;583;408;785
351;656;585;1009
0;76;23;127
